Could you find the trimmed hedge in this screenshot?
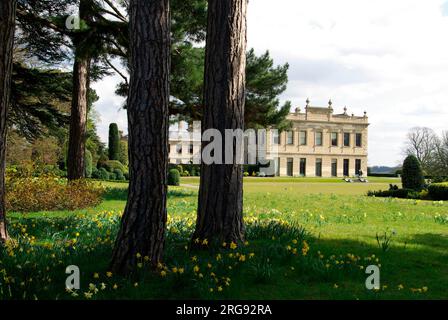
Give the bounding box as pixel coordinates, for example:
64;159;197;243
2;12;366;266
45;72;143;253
428;183;448;200
168;169;180;186
367;188;421;199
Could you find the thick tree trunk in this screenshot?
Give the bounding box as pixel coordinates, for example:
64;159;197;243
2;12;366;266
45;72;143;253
193;0;247;244
67;55;89;181
111;0;170;274
0;0;16;243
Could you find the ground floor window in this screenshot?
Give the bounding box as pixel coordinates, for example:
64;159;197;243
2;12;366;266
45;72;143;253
287;158;293;176
331;159;337;177
343;159;349;176
315;158;322;177
300;158;306;176
355;159;362;175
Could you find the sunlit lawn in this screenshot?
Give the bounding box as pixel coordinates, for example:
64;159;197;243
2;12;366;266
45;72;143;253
4;177;447;300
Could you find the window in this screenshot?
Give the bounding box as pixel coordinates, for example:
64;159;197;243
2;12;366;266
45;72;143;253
344;133;350;147
189;144;194;154
299;131;307;145
286;131;294;145
287;158;293;176
356;133;362;147
331;132;338;147
272;131;280;145
331;159;337;177
315;132;323;146
355;159;362;175
176;144;182;154
168;144;171;154
315;158;322;177
300;158;306;176
343;159;349;176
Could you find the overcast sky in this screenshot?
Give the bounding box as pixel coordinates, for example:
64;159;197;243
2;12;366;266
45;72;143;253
92;0;448;167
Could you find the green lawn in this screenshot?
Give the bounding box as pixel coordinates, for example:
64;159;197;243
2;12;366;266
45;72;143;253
3;178;447;300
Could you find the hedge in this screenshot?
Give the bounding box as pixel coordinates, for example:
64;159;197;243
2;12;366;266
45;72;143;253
367;188;421;199
428;183;448;200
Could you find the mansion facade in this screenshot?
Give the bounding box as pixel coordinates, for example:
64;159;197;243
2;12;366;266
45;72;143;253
168;99;369;178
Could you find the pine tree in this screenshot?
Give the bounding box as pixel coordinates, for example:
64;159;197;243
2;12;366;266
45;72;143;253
0;0;17;243
111;0;170;274
193;0;247;244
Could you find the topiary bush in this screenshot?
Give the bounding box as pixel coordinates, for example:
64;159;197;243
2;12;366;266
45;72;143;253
401;155;425;191
113;168;125;181
428;183;448;200
168;169;180;186
367;188;420;199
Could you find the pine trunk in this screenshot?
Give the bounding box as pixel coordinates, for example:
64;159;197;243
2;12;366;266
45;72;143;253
193;0;247;244
111;0;170;274
67;55;89;181
0;0;16;243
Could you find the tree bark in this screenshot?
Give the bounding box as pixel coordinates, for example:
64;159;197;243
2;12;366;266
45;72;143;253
193;0;247;244
0;0;16;243
111;0;170;274
67;0;90;181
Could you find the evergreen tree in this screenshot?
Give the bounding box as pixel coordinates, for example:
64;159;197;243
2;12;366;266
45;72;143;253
402;155;425;191
108;123;120;161
0;0;17;243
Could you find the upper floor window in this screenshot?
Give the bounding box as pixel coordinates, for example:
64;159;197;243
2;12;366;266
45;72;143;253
286;131;294;145
344;132;350;147
176;144;182;154
272;130;280;145
356;133;362;147
315;131;323;146
189;144;194;154
331;132;338;147
299;131;307;146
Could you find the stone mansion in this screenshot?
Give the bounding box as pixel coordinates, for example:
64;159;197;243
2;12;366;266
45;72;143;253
168;99;369;178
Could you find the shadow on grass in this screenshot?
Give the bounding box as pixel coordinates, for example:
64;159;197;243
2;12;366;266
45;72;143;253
102;187;196;201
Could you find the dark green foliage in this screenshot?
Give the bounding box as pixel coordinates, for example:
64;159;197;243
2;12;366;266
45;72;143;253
96;167;109;180
367;189;421;199
108;123;120;161
85;149;93;178
168;169;180;186
99;160;127;174
118;140;128;166
428;183;448;200
113;168;125;181
402;155;425;191
9;63;71;141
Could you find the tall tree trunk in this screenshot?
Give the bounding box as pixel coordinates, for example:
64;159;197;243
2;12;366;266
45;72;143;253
111;0;170;274
67;55;89;181
193;0;247;244
67;0;90;181
0;0;16;243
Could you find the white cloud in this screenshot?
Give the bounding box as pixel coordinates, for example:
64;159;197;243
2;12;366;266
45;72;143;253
93;0;448;166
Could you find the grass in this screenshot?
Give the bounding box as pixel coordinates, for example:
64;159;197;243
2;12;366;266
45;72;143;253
2;178;447;300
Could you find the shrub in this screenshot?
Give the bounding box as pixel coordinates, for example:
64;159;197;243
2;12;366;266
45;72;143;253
96;168;110;180
367;188;417;199
5;175;104;212
85;149;93;178
113;168;126;181
244;172;249;177
401;155;425;191
168;169;180;186
108;123;120;161
98;160;127;174
181;170;190;177
428;183;448;200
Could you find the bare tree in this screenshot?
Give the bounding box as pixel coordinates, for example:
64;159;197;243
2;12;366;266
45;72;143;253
0;0;17;243
403;127;437;174
432;131;448;178
111;0;170;274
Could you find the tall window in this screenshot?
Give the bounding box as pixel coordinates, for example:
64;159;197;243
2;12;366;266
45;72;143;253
356;133;362;147
331;159;337;177
300;158;306;176
315;131;323;146
315;158;322;177
355;159;362;175
176;144;182;154
299;130;307;145
344;132;350;147
287;158;293;176
189;144;194;154
272;130;280;145
331;132;338;147
343;159;349;176
287;131;294;145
